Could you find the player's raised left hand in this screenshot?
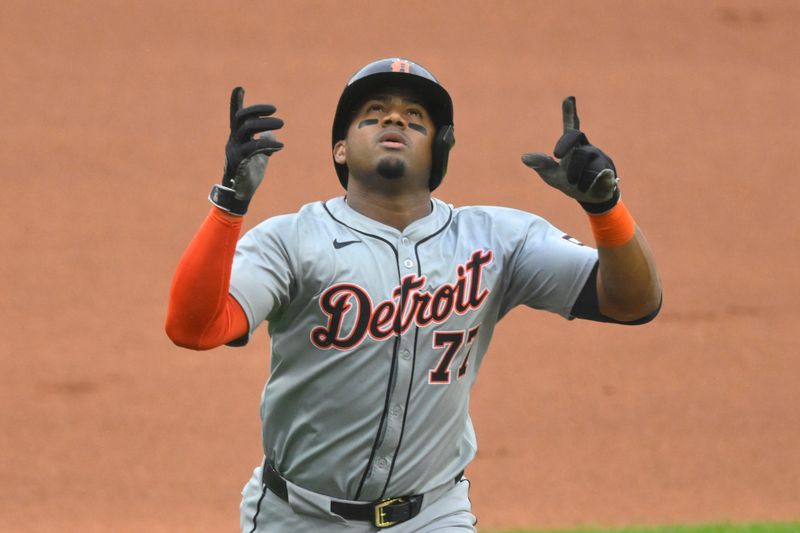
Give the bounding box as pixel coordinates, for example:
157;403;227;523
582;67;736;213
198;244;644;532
210;87;284;216
521;96;620;214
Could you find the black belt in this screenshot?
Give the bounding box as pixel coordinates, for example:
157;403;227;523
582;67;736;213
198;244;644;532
262;463;463;529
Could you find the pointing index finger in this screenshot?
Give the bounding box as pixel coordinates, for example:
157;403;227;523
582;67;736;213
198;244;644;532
230;87;244;129
562;96;580;132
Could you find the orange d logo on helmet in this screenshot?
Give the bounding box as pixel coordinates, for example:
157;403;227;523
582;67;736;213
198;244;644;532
390;59;411;73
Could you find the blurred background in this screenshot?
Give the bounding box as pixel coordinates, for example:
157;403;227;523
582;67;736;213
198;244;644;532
1;1;798;531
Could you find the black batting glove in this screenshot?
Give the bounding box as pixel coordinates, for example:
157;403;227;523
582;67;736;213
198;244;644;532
521;96;620;214
209;87;284;216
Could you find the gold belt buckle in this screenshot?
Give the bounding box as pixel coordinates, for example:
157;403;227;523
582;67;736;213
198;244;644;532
374;497;406;528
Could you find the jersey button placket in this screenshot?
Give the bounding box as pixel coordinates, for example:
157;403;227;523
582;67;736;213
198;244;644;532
365;235;414;497
399;236;414;270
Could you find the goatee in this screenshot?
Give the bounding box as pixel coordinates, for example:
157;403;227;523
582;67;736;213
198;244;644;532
376;157;406;180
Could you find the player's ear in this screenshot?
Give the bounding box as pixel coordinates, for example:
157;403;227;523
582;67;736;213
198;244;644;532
333;140;347;164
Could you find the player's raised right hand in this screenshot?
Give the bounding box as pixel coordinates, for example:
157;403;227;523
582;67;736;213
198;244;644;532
209;86;284;216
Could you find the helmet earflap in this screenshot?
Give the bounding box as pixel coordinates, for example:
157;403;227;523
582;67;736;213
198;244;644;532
429;125;455;191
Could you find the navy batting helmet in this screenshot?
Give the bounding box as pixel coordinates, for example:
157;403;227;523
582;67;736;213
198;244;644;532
331;58;455;191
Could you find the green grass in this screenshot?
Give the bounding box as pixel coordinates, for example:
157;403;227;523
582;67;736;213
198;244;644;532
483;523;800;533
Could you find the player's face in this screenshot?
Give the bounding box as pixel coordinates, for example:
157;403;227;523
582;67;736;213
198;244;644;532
335;88;435;188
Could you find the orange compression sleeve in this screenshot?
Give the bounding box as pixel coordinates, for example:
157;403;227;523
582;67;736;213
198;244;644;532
587;199;636;248
165;207;250;350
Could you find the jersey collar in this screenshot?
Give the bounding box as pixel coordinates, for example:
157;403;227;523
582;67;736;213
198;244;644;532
324;196;452;243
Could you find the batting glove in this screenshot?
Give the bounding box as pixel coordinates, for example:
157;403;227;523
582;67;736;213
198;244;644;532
521;96;619;214
209;86;284;216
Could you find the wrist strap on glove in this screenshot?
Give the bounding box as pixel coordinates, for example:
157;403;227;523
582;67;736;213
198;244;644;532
580;187;620;214
209;184;250;216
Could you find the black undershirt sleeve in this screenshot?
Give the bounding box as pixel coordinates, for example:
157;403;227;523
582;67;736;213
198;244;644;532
570;261;661;325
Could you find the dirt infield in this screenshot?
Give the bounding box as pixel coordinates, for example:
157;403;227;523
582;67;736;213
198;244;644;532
1;1;798;531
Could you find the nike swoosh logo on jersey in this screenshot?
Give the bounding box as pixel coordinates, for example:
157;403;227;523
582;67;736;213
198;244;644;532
333;238;362;249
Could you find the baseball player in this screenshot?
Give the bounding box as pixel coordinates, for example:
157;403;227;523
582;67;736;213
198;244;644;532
166;58;661;532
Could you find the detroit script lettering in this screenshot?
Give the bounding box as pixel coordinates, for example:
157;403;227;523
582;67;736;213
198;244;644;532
311;250;493;349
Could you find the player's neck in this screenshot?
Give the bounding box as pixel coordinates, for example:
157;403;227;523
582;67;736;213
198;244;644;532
344;187;432;231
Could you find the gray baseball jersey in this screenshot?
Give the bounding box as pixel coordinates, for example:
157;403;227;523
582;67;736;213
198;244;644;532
230;196;597;502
